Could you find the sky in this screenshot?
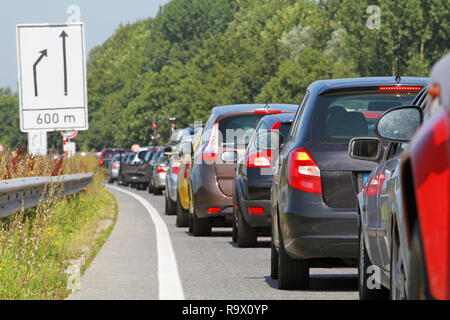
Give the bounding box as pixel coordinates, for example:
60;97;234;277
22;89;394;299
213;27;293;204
0;0;171;90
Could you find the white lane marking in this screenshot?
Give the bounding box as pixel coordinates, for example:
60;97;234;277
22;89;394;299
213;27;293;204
107;185;185;300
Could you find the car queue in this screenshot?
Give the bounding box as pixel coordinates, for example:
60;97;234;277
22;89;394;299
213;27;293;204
104;52;450;300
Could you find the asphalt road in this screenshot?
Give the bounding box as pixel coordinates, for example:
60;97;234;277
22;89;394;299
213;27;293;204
69;184;359;300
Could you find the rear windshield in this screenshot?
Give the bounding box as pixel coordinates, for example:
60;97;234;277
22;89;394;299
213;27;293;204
103;150;121;160
156;155;169;164
124;153;136;164
312;92;418;143
200;114;265;148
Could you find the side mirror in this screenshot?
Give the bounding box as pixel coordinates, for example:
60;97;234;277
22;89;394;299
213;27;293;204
164;146;172;153
348;138;384;162
375;106;422;142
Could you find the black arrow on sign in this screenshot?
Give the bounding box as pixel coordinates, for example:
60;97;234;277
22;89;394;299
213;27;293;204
33;49;47;97
60;30;69;96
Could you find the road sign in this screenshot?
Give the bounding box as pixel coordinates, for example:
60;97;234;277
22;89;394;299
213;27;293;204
61;130;78;139
28;131;47;156
16;23;88;132
131;144;140;152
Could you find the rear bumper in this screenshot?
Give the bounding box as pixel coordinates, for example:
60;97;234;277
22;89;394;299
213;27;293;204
280;190;358;260
153;173;166;189
124;174;150;184
241;199;272;228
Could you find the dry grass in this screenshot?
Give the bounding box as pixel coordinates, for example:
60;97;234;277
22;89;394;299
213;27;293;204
0;151;117;300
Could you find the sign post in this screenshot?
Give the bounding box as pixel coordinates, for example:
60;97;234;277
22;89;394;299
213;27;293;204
16;23;88;133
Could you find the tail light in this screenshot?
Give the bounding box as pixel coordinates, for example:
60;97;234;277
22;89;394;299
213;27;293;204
157;165;167;173
248;207;264;215
378;86;422;92
288;148;322;194
246;151;272;168
184;163;190;179
112;163;117;169
207;207;221;214
271;121;281;130
98;158;104;166
254;110;282;115
202;122;219;162
171;164;180;175
364;174;386;196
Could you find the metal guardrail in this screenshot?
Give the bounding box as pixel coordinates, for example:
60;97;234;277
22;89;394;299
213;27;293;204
0;173;94;218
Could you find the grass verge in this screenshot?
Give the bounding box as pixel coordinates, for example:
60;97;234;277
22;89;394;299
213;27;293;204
0;169;117;300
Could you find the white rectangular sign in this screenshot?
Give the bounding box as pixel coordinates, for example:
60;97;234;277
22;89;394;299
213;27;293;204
17;23;88;132
28;131;47;156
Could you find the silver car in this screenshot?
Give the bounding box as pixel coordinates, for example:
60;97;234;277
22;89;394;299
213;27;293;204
150;154;169;195
108;154;121;183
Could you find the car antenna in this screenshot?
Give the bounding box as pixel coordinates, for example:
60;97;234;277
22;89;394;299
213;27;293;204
395;24;402;84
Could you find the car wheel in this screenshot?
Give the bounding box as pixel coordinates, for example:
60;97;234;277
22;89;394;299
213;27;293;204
232;208;238;243
277;232;309;290
176;195;189;228
154;187;163;195
390;227;406;300
192;212;211;237
188;212;193;233
407;223;431;300
237;207;257;248
358;227;389;300
271;235;278;280
148;182;154;193
165;191;176;215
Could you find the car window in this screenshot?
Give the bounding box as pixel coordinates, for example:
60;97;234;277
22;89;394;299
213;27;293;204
219;114;265;147
290;93;309;139
312;92;418;143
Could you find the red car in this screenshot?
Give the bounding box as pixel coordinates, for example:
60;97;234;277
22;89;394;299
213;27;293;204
404;52;450;299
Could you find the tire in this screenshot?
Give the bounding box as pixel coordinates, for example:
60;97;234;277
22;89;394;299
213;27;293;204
277;232;309;290
407;223;431;300
390;227;406;300
188;212;193;233
232;208;238;243
271;235;279;280
176;195;189;227
148;182;155;194
192;212;211;237
154;187;163;196
165;191;176;215
358;228;389;300
237;207;257;248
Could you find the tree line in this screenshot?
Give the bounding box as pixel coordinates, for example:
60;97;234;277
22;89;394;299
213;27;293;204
1;0;449;151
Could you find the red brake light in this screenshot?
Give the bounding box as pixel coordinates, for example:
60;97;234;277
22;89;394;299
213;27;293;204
184;163;191;179
98;159;104;166
202;122;219;162
271;121;281;130
378;86;422;92
246;151;272;168
207;207;221;214
157;165;167;173
171;164;180;175
248;207;264;215
364;174;386;196
112;164;117;169
254;110;282;115
153;148;158;151
288;148;322;194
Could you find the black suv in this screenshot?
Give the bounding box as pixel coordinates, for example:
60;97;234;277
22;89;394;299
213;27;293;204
270;77;428;290
232;113;297;247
